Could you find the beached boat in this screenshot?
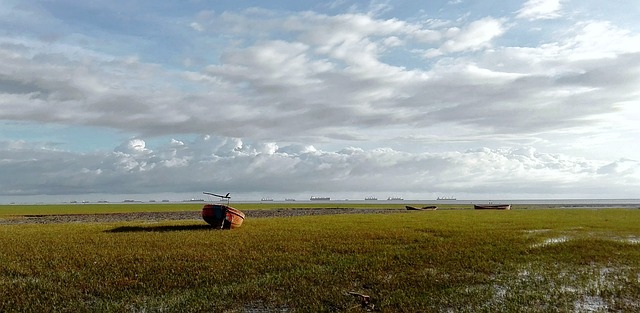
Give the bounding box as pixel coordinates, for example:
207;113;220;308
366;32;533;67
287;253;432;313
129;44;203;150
406;205;438;211
473;204;511;210
202;204;246;229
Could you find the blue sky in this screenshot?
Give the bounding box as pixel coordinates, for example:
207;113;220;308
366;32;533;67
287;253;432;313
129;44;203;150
1;0;639;202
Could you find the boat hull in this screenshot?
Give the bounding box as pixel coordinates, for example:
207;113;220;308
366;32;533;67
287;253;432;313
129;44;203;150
406;205;437;211
474;204;511;210
202;204;246;229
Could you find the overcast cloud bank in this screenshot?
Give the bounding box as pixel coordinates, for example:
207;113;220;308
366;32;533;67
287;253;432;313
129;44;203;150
1;137;638;201
1;0;639;202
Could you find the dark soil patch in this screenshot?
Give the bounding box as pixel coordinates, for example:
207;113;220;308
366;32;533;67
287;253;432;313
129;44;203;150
1;208;406;225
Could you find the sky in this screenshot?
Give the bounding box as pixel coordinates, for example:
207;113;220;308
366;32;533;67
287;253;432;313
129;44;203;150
1;0;639;203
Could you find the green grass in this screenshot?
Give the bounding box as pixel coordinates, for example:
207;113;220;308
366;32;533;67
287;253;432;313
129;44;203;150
1;208;639;312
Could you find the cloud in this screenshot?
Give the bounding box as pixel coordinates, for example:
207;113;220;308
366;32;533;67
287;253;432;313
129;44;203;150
1;137;638;199
1;9;638;148
425;17;506;57
597;159;638;176
516;0;563;20
1;3;639;203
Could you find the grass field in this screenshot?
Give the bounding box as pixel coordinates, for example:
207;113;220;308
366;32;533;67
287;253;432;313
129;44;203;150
0;202;451;216
1;205;639;312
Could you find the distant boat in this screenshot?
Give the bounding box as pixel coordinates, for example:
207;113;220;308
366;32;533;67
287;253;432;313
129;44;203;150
285;198;296;201
310;196;330;201
474;204;511;210
261;197;274;201
365;196;378;201
437;196;456;200
387;197;403;200
406;205;437;211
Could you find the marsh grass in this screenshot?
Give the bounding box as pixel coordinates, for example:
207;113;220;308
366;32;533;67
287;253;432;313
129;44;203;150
0;202;461;216
1;208;639;312
0;203;206;216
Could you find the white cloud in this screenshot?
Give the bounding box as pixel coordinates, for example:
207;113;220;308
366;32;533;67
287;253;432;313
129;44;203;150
190;22;204;32
516;0;563;20
598;159;639;176
439;17;506;54
115;138;150;155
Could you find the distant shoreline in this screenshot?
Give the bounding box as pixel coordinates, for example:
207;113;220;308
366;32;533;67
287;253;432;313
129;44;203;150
2;198;640;207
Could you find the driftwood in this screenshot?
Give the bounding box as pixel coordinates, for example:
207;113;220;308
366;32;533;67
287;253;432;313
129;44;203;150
348;292;373;310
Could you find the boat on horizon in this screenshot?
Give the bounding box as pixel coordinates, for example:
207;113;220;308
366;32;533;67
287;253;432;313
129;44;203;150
310;196;330;201
365;196;378;201
474;204;511;210
406;205;437;211
437;196;456;200
387;197;403;200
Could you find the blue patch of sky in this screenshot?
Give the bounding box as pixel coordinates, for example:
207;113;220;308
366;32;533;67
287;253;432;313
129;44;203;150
1;121;128;152
382;0;522;22
32;1;195;69
568;0;640;31
378;49;427;71
0;121;201;154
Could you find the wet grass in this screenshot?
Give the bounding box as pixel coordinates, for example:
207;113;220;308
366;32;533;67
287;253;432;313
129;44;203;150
1;208;639;312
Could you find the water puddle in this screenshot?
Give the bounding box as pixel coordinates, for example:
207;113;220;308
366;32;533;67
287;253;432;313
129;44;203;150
531;236;569;248
574;295;608;313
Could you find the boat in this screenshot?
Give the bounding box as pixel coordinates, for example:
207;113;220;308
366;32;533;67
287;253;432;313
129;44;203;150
406;205;437;211
310;196;330;201
261;197;274;201
201;204;246;229
201;192;245;229
285;198;296;201
365;196;378;201
387;197;403;200
437;196;456;200
473;204;511;210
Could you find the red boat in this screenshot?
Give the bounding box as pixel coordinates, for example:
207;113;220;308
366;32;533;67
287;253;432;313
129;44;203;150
202;204;245;229
201;192;245;229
